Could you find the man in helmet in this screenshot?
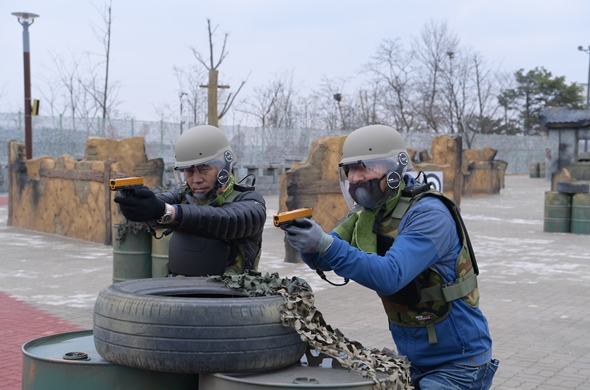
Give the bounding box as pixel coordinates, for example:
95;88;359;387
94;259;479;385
280;125;498;389
115;125;266;276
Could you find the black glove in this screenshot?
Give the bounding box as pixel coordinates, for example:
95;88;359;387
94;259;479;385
114;186;166;222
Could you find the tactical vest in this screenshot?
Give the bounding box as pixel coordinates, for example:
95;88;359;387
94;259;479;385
171;184;261;275
377;187;480;345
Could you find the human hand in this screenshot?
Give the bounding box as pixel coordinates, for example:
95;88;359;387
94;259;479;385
280;218;333;254
114;186;165;222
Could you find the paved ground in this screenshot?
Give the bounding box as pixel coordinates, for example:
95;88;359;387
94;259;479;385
1;175;590;389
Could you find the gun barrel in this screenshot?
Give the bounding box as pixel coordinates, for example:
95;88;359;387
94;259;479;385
273;208;313;227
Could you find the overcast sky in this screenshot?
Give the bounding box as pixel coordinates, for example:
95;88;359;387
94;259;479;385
1;0;589;123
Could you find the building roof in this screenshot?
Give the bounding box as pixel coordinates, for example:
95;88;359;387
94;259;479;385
540;107;590;127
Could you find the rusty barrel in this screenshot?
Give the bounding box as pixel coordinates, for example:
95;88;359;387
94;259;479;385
543;191;571;233
112;223;152;284
22;330;199;389
571;193;590;235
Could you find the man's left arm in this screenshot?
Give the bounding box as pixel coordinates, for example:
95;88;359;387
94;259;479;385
174;191;267;240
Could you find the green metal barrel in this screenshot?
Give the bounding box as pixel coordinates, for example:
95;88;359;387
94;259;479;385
151;229;172;277
199;363;387;389
112;223;152;284
530;162;540;178
571;193;590;235
544;191;571;233
22;330;199;390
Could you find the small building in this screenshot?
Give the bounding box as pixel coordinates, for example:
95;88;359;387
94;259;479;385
539;107;590;181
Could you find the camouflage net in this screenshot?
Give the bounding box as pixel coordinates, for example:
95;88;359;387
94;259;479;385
211;270;413;390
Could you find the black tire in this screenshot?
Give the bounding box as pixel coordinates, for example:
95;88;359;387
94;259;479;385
557;180;590;194
93;277;306;373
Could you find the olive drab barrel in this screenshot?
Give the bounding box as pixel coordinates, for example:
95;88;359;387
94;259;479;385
112;223;152;284
151;229;172;277
529;162;540;178
21;330;199;390
571;193;590;235
543;191;572;233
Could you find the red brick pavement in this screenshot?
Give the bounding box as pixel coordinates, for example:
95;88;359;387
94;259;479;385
0;292;83;390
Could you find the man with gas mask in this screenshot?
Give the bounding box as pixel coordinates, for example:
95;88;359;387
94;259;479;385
280;125;498;389
115;125;266;276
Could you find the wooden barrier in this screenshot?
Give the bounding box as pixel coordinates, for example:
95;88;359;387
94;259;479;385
8;137;163;244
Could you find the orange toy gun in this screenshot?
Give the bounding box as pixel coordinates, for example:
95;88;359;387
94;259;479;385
109;177;144;197
273;208;313;227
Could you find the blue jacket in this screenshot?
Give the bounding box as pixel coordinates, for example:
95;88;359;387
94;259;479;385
301;176;492;367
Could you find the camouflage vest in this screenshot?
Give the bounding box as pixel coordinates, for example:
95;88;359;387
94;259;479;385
378;189;480;345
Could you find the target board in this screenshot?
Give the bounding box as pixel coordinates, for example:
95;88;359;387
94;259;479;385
407;171;444;192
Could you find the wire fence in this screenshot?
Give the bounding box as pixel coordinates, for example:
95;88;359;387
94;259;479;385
0;112;554;176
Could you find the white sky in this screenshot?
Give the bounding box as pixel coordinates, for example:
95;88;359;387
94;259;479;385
1;0;589;123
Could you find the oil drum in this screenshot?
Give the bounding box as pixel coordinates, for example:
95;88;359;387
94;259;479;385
22;330;199;390
151;229;172;277
112;223;152;284
543;191;571;233
571;193;590;235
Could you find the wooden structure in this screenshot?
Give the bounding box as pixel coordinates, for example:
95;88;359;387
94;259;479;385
413;135;464;205
7;137;163;245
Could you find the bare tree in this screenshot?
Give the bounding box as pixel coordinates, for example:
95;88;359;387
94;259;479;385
174;64;208;125
356;79;382;126
266;70;299;129
191;19;247;125
312;76;355;131
237;75;284;128
412;19;459;133
365;38;417;132
74;0;121;134
43;51;84;130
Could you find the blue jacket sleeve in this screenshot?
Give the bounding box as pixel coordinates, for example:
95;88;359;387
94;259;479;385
302;197;459;296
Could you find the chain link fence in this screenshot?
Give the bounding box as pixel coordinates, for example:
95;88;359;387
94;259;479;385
1;112;554;178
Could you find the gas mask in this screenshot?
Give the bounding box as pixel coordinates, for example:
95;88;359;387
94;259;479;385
338;152;409;211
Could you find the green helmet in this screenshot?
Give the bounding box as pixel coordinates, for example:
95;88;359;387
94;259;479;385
338;125;412;211
173;125;235;199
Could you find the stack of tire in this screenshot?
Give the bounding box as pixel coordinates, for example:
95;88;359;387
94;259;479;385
544;181;590;234
93;277;307;375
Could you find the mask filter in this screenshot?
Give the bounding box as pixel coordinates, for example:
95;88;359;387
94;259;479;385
349;175;386;209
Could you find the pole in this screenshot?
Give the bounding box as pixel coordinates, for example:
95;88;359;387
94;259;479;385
179;92;187;134
199;70;229;128
578;46;590;110
586;52;590;110
22;22;33;159
13;13;39;159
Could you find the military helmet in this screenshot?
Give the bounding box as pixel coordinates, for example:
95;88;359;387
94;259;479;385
175;125;235;169
173;125;235;198
340;124;413;170
338;125;412;211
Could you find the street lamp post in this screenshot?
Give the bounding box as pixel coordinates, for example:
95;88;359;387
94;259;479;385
578;46;590;110
446;51;455;133
179;92;187;134
12;12;39;160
